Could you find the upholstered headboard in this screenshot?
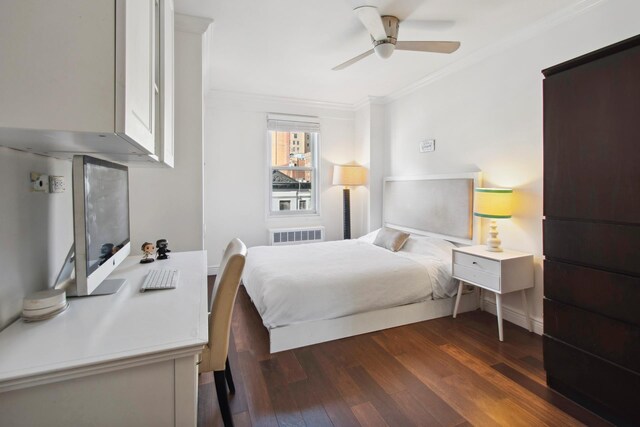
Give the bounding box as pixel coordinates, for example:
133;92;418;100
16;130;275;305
383;173;481;245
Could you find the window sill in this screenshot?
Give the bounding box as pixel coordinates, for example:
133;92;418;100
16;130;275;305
268;211;320;219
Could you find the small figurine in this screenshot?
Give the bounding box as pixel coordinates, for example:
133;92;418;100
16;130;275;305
140;242;155;264
156;239;171;260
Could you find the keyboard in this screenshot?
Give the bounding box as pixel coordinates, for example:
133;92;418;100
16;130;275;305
140;268;179;292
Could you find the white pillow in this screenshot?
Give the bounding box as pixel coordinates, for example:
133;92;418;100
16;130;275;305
401;234;456;259
357;228;381;244
373;227;411;252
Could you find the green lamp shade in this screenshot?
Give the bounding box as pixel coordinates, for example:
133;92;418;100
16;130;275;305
474;188;513;219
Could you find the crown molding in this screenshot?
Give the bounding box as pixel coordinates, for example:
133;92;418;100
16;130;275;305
205;90;356;115
175;13;213;34
382;0;608;104
353;96;386;110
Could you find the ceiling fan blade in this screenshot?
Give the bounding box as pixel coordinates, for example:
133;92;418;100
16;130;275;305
332;49;374;71
400;19;456;31
395;41;461;54
353;6;387;41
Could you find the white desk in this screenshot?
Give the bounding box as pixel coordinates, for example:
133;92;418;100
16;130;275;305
0;251;209;427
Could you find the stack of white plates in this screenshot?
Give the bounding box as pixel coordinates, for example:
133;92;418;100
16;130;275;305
22;289;68;322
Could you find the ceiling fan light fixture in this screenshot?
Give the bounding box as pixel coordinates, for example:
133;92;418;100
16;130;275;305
374;42;395;59
332;8;460;70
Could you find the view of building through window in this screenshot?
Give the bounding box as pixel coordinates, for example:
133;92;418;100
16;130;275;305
270;130;317;214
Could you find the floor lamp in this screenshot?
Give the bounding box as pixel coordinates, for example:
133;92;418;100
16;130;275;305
333;164;367;239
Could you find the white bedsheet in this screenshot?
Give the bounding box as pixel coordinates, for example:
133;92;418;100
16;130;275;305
242;237;455;328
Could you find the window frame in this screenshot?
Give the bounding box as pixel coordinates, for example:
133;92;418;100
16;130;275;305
266;116;320;218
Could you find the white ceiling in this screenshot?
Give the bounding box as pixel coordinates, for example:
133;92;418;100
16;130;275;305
175;0;580;105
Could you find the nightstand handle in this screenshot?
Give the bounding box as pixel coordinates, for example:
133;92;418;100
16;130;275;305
472;261;477;264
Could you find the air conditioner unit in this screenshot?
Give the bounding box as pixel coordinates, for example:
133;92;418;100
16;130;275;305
269;226;325;246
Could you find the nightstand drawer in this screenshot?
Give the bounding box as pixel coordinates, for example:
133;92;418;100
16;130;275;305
453;252;500;275
453;263;500;291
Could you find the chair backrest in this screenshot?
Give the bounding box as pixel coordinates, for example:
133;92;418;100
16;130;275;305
207;238;247;371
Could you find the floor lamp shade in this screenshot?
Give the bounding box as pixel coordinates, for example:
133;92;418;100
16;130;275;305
333;165;367;239
332;165;367;186
474;188;513;252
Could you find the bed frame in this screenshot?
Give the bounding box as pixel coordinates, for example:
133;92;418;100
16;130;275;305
266;172;482;353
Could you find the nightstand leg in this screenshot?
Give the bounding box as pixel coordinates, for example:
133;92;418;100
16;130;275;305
453;281;464;318
496;293;504;341
478;288;483;311
521;290;533;332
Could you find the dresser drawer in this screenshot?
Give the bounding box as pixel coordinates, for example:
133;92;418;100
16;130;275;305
453;252;500;275
545;260;640;325
544;335;640;425
453;263;500;291
544;219;640;276
545;298;640;373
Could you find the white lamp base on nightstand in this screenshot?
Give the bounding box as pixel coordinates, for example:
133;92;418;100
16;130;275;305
486;220;503;252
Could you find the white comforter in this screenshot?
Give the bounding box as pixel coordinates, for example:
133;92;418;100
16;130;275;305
242;234;457;328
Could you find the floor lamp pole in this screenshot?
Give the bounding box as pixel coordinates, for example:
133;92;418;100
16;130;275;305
342;187;351;240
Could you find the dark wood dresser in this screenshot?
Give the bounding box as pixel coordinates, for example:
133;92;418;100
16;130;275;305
543;35;640;425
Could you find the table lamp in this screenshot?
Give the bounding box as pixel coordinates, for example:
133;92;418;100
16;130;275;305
473;188;513;252
333;164;367;239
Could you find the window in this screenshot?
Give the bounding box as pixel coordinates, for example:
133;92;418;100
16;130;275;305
268;114;319;216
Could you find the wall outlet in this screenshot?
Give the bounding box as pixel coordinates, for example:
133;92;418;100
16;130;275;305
49;176;66;193
30;172;49;192
419;139;436;153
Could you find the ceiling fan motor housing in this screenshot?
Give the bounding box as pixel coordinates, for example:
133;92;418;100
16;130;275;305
372;15;399;58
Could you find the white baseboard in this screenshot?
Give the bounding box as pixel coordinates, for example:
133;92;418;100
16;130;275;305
481;298;544;336
207;265;219;276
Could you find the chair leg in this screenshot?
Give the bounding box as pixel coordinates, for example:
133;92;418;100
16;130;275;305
225;357;236;394
214;370;234;427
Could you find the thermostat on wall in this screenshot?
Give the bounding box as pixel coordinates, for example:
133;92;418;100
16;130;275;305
419;139;435;153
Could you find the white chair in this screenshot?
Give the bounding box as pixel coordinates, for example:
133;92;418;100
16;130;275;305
199;238;247;427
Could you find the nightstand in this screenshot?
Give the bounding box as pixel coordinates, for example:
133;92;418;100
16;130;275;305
452;245;534;341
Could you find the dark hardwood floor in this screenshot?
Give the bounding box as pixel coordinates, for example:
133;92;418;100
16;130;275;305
200;278;610;427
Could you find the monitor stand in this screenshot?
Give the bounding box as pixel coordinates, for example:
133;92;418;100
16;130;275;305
63;278;127;297
54;245;126;297
92;279;127;296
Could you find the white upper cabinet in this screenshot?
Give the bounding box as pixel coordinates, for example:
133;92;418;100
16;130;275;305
0;0;174;167
160;0;175;167
117;0;155;154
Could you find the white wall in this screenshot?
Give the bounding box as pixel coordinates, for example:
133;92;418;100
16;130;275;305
129;24;211;254
354;100;386;233
0;148;73;330
381;0;640;332
353;103;371;232
204;92;359;270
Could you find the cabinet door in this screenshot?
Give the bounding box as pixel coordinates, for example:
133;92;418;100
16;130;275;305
0;0;115;134
116;0;155;154
160;0;175;167
543;44;640;224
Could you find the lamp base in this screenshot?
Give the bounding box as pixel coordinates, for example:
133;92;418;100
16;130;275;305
485;220;503;252
342;187;351;240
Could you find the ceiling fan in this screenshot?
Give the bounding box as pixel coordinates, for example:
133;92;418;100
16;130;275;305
333;6;460;70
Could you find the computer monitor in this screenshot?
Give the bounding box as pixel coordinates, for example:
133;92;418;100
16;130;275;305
55;155;131;296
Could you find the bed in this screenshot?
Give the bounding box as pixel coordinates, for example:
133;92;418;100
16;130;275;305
243;173;481;353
